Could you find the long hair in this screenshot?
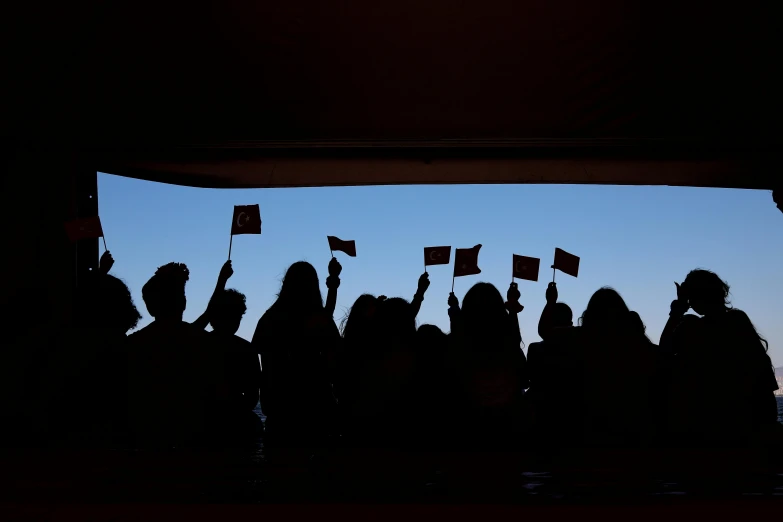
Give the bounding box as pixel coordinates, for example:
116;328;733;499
341;294;378;339
272;261;323;315
460;282;509;342
683;269;731;309
684;269;769;353
579;287;631;330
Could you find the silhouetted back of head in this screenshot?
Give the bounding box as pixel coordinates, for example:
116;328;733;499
417;324;447;349
275;261;323;314
682;269;730;315
142;262;189;321
553;302;574;328
580;287;631;330
341;294;378;340
461;282;507;338
377;297;416;340
77;273;142;335
211;288;247;335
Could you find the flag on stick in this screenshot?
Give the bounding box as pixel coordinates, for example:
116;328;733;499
231;205;262;235
328;236;357;257
553;248;580;278
424;246;451;267
513;254;540;282
65;216;104;242
454;244;482;277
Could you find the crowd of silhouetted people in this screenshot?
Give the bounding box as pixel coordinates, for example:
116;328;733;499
2;252;780;459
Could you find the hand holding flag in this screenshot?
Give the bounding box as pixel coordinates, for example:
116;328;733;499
506;282;524;314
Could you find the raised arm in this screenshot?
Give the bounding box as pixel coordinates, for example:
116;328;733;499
447;292;461;335
98;251;115;275
410;272;430;318
324;257;342;317
659;282;689;355
505;282;524;345
192;260;233;330
537;282;559;340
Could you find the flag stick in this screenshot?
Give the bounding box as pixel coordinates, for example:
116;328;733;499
552;266;556;283
101;236;108;252
329;247;334;259
228;234;233;261
451;275;455;293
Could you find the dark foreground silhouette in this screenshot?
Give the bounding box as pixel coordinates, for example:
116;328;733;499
1;251;781;504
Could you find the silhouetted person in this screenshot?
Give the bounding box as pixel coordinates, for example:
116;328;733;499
251;260;340;452
336;293;380;436
448;282;529;450
413;324;456;448
126;262;230;448
660;269;778;446
209;288;263;441
18;252;139;447
192;260;234;331
346;297;420;448
410;272;430;318
539;283;657;448
526;302;576;447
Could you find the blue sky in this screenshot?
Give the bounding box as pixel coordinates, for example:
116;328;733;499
98;173;783;367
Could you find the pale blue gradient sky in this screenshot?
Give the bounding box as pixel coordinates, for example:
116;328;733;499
98;173;783;367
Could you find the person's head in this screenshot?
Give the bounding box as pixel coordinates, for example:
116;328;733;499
276;261;323;312
627;310;653;343
341;294;379;340
210;289;247;335
417;324;447;347
580;287;630;329
681;269;730;316
376;297;416;340
142;262;189;321
77;273;142;335
553;302;574;328
461;282;507;334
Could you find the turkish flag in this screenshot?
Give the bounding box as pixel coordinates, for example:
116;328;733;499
553;248;580;277
513;255;540;281
328;236;357;257
424;246;451;266
64;216;104;242
453;244;482;277
231;205;262;235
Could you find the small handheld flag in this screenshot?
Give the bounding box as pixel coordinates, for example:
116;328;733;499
424;246;451;271
512;254;540;282
328;236;357;257
65;216;107;250
452;244;482;292
231;205;262;236
229;204;261;259
552;248;580;281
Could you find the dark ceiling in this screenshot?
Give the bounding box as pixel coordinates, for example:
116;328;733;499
4;1;780;188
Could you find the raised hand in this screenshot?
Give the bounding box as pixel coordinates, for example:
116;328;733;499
506;282;524;314
417;272;430;295
671;282;689;315
545;282;558;304
328;257;342;278
448;292;459;310
99;251;114;274
218;260;234;284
